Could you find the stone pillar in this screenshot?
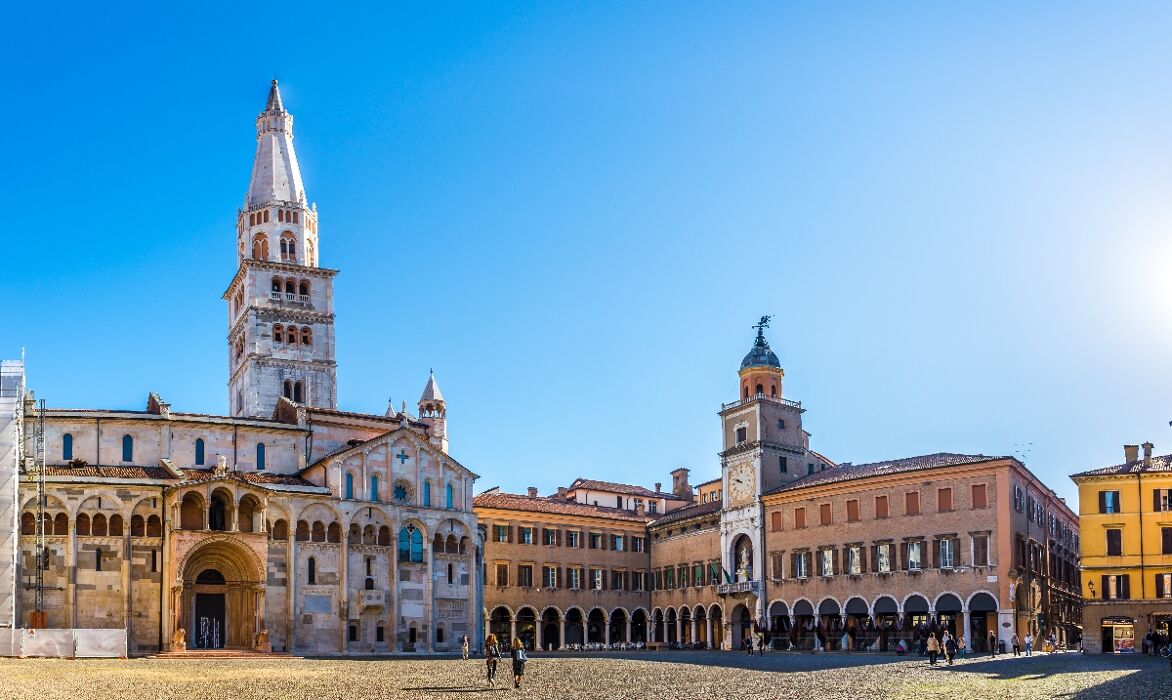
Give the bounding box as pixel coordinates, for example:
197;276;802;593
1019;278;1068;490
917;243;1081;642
121;527;131;646
691;617;698;645
676;616;682;645
510;615;517;643
626;618;632;645
67;523;77;628
706;617;714;649
813;615;821;650
424;532;434;651
287;533;296;652
340;531;349;653
559;616;566;649
961;609;970;645
536;617;543;650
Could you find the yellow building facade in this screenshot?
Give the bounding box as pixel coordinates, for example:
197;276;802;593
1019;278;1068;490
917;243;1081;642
1072;443;1172;653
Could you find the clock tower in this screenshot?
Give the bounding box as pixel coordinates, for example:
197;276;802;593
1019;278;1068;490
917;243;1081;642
717;317;817;636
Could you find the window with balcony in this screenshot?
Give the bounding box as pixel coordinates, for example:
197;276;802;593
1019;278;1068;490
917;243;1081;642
819;548;835;577
905;541;923;570
875;543;893;573
939;538;956;568
846;545;862;575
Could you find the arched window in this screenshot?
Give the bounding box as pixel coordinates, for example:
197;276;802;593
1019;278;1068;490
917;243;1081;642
307;556;316;585
283;380;293;399
288;239;296;260
285;280;295;295
280;232;297;262
273;324;284;344
445;483;454;509
755;383;764;396
423;482;431;508
345;473;355;499
301;327;312;346
131;515;144;537
147;515;161;537
288;327;298;346
263;209;269;223
54;512;67;536
256;443;266;471
76;513;90;536
92;513;107;537
293;381;303;403
298;281;309;297
398;527;424;562
122;434;133;462
370;475;379;501
437;626;445;644
252;233;269;260
195;438;205;466
447;563;454;584
278;209;284;223
62;433;73;461
20;512;34;535
109;514;124;537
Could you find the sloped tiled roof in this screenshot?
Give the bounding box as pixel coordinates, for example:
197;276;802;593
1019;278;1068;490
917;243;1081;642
42;465;174;479
473;491;654;524
178;468;318;488
567;478;681;500
649;499;722;528
1071;453;1172;478
766;453;1004;495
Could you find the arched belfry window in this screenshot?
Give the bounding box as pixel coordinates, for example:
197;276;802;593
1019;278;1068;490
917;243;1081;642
755;383;764;396
195;438;205;466
121;434;134;462
293;381;303;403
62;433;73;461
252;233;269;260
256;442;266;471
283;380;293;399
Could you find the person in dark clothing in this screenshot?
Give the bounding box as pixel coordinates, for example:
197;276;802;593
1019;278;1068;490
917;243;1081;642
989;632;998;656
484;634;501;686
510;638;528;689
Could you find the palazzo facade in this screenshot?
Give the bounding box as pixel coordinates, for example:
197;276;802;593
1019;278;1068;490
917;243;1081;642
0;82;481;655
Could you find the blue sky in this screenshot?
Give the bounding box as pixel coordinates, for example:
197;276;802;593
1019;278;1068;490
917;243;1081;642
3;2;1171;507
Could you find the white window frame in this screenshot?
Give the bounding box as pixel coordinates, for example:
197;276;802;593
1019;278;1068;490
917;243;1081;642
819;549;834;577
847;546;862;575
908;541;922;570
940;539;956;569
877;544;892;573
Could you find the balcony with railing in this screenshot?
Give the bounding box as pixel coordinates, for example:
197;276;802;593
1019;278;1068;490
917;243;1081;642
721;394;802;412
353;589;386;610
716;580;761;596
269;291;312;307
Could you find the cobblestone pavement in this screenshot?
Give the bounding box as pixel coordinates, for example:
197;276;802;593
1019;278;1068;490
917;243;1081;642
0;650;1167;700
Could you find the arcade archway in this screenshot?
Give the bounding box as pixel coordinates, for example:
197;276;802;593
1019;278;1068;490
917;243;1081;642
175;539;265;650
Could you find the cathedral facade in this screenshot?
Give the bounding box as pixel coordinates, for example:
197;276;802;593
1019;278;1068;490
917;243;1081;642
0;82;481;655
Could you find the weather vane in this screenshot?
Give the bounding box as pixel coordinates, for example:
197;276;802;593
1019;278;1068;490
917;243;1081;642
753;315;772;332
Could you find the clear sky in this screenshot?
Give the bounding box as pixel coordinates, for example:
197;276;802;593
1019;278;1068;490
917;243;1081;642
3;2;1171;507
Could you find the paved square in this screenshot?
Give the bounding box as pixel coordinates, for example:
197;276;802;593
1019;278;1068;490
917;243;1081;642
0;651;1165;699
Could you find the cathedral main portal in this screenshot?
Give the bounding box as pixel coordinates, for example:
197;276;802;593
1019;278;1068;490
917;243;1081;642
176;539;265;651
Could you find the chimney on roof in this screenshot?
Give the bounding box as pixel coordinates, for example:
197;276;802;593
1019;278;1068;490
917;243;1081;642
527;487;538;498
557;487;568;499
1125;444;1140;464
670;467;692;499
654;482;662;493
1143;442;1154;467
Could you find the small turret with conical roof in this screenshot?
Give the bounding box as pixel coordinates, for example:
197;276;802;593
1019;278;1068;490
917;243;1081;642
418;370;448;453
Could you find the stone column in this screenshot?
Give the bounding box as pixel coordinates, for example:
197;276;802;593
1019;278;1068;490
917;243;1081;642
813;615;821;650
626;618;632;645
605;618;611;646
691;617;698;645
340;529;349;653
424;532;434;651
287;532;296;652
676;616;682;645
961;609;970;646
67;523;77;628
121;526;131;646
510;615;517;643
559;616;566;649
536;617;543;650
706;617;714;649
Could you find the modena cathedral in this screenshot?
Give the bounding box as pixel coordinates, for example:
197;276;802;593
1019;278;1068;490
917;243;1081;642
0;83;1082;656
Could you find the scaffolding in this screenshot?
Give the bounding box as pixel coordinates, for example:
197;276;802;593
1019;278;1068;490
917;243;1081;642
32;399;45;622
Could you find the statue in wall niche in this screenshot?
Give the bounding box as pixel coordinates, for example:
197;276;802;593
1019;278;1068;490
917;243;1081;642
172;628;186;652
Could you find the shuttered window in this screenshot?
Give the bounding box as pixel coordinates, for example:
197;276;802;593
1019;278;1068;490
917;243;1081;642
1106;529;1122;556
875;495;889;518
1163;527;1172;555
820;503;832;526
905;492;920;516
846;499;860;522
938;488;953;512
971;484;987;509
795;507;806;529
770;511;782;531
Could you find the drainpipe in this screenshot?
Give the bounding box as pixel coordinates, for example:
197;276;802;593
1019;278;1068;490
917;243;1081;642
1137;471;1145;600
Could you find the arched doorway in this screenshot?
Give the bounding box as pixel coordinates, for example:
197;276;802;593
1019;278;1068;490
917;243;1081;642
935;593;963;637
873;596;899;652
792;599;814;650
818;599;841;650
665;608;678;644
587;609;607;644
768;601;789;650
679;607;692;645
968;592;998;651
731;604;751;650
844;597;870;651
515;607;537;650
489;606;512;646
609;609;628;644
176;539;264;650
694;606;708;648
631;609;647;644
904;595;931;650
565;609;584;646
652;609;664;643
709;605;724;649
541;608;561;650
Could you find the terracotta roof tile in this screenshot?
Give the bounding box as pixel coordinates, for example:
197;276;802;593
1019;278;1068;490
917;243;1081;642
766;452;1004;495
42;465;173;479
178;468;319;488
473;491;654;523
649;499;721;527
1071;453;1172;477
567;478;681;500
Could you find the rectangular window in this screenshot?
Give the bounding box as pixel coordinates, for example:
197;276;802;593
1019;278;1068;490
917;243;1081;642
612;535;624;552
568;568;581;589
543;566;558;588
543;528;558;546
517;565;533;587
493;525;509;543
846;499;860;522
938;488;953;512
495;563;508;586
905;492;920;516
820;503;832;526
634;498;644;511
1104;574;1131;600
649;501;658;514
794;552;809;578
1014;485;1025;512
616;495;623;508
777;419;785;429
519;527;534;545
664;567;674;589
709;562;721;585
151;549;158;573
567;531;580;548
635;571;647;591
846;545;862;574
875;495;889;518
588;533;602;549
677;565;688;587
906;541;922;570
693;564;703;587
819;549;835;577
770;552;784;579
795;507;806;529
939;538;956;569
770;511;782;531
1160;573;1172;599
779;456;787;473
807;462;815;475
973;534;990;566
1156;489;1172;513
612;571;625;590
592;568;604;590
972;484;987;509
1099;490;1121;514
1107;528;1123;556
876;544;892;573
1163;527;1172;555
632;537;645;552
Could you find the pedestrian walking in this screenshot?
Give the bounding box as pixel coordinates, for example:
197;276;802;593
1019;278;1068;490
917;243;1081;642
757;633;766;655
484;634;501;686
1011;634;1021;657
989;631;997;656
927;633;940;665
510;638;528;689
945;634;958;665
1024;633;1033;656
958;634;967;658
461;634;469;660
745;634;753;655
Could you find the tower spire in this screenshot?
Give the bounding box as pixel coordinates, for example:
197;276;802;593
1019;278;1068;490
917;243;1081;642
265;79;284;113
247;80;305;207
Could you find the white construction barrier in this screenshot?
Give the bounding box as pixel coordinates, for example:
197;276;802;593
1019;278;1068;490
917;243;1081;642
2;628;128;658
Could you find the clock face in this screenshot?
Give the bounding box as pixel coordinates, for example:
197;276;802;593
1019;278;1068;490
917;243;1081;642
729;463;754;501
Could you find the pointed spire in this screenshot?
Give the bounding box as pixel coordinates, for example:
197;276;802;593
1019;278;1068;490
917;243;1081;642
420;369;445;404
265;79;284;113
